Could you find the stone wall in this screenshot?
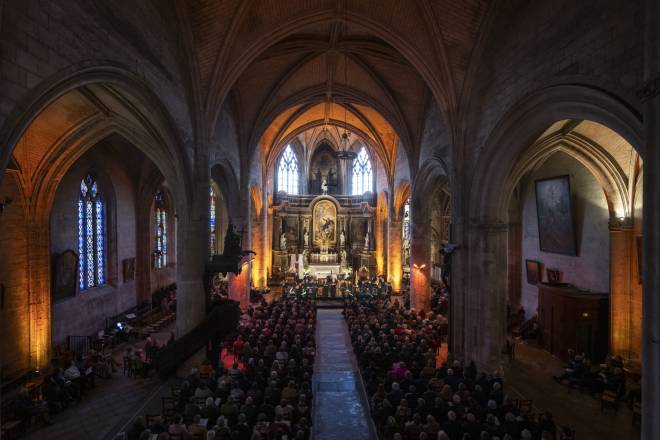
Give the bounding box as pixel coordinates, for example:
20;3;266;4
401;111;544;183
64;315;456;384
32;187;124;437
466;0;643;164
0;173;30;377
519;152;610;318
49;148;138;346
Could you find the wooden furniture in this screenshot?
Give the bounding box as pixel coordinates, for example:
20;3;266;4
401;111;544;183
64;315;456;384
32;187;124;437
537;283;609;362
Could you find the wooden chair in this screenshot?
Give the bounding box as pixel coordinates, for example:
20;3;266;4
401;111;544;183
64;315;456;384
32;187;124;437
123;356;134;377
145;414;160;428
171;384;181;399
1;420;23;440
162;397;177;418
516;399;533;415
632;401;642;426
600;389;619;413
559;426;575;440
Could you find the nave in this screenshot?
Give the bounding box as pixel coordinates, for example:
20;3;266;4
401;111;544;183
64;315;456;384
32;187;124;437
2;1;660;439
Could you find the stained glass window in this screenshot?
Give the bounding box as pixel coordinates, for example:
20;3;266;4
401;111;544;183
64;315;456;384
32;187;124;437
351;147;373;195
209;186;217;255
277;145;299;194
78;174;105;290
154;190;168;268
403;197;411;267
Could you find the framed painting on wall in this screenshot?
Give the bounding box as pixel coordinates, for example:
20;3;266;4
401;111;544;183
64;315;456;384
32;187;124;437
525;259;541;285
52;250;78;301
312;199;337;246
535;175;577;255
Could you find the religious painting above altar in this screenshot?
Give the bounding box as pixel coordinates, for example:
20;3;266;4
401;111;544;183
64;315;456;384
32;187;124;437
313;199;337;246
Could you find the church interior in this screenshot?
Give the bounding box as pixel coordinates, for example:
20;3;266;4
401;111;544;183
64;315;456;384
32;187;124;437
0;1;658;439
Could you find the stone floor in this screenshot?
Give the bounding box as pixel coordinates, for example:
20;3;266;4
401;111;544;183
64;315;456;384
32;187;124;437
505;343;640;440
24;329;173;440
312;309;375;440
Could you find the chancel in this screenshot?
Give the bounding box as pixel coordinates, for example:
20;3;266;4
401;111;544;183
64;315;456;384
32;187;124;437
0;1;658;440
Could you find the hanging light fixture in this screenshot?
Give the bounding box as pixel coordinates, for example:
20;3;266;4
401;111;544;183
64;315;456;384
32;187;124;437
336;28;357;161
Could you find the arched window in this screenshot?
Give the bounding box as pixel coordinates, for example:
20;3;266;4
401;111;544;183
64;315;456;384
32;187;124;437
209;186;217;255
352;147;373;195
402;197;411;267
277;145;299;194
78;174;105;290
154;190;168;268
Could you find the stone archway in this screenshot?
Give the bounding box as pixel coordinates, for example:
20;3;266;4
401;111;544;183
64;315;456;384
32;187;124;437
460;85;644;371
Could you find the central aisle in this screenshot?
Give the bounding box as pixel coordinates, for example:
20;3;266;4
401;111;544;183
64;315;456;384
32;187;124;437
313;309;375;440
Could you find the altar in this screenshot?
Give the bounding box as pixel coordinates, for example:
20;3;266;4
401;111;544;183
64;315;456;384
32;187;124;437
271;194;376;280
304;264;341;279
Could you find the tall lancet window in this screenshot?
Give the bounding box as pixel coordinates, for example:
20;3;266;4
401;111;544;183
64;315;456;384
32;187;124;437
154;190;168;268
209;186;217;255
402;197;411;267
352;147;373;195
277;145;299;194
78;174;105;290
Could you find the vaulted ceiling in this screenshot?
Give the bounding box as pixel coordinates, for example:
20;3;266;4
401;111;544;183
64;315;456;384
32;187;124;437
178;0;491;166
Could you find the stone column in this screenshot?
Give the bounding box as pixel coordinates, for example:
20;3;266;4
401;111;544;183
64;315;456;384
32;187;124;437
387;218;403;292
642;0;660;435
175;180;209;336
465;220;508;371
27;220;51;371
410;217;432;312
251;205;267;289
609;223;640;367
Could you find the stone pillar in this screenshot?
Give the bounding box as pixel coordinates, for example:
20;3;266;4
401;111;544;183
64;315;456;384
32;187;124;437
410;218;432;312
465;220;508;371
175;192;208;336
175;146;209;336
609;224;641;368
642;0;660;434
387;219;403;292
251;207;267;289
27;220;51;371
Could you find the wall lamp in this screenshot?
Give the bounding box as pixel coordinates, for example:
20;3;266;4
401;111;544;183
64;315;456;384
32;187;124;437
413;263;427;270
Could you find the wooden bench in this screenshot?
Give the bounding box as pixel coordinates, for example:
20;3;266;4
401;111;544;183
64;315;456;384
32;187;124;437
1;420;22;440
600;389;619;413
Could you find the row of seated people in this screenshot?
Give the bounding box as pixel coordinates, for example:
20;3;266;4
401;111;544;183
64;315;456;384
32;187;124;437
10;350;111;431
552;350;640;406
344;298;561;440
126;299;316;440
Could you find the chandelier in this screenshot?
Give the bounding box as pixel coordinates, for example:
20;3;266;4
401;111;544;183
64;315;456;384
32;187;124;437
335;46;357;161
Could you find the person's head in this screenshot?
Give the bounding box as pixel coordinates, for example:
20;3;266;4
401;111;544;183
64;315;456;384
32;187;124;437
437;431;450;440
521;429;532;440
193;414;201;424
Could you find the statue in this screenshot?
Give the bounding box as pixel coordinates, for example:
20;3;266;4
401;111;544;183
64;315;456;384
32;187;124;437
223;223;242;257
304;229;309;247
364;232;369;249
340;230;345;247
280;232;287;251
321;177;328;194
340;249;347;266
